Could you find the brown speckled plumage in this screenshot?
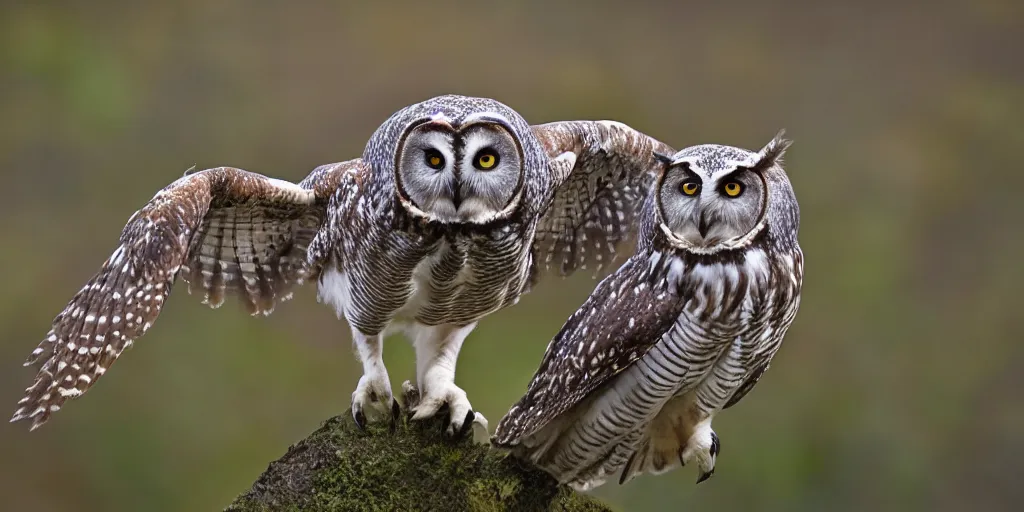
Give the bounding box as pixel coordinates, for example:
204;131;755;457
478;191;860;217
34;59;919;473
493;133;804;490
12;164;361;429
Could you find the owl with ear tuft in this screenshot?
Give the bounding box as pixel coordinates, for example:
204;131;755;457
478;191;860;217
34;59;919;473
493;132;803;490
11;94;675;439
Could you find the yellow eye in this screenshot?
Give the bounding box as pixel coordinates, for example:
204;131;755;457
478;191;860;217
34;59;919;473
723;181;743;197
425;150;445;169
474;150;499;170
680;181;700;196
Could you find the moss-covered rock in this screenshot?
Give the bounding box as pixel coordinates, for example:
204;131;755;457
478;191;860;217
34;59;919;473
225;409;612;512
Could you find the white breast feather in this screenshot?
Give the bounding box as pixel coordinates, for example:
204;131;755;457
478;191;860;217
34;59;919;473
317;268;350;319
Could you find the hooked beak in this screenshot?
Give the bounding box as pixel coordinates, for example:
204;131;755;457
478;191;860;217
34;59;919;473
451;174;463;211
697;211;711;239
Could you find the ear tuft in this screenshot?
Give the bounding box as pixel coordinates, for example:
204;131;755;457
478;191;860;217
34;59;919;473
754;130;792;170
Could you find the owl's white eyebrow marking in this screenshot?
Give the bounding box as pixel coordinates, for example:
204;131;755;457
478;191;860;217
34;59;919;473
709;161;752;178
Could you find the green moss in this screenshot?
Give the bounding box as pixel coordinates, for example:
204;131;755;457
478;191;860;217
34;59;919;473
225;410;612;512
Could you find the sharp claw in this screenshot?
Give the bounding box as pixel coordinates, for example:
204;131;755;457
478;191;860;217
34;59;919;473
710;432;721;457
440;407;452;437
471;412;490;440
696;469;714;484
455;410;475;439
390;398;401;432
353;408;367;431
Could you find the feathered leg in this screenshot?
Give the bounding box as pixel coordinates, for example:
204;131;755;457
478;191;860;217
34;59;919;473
406;322;488;439
350;328;400;430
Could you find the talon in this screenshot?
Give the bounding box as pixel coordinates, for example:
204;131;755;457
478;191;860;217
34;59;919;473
350;368;394;427
454;410;475;439
440;406;454;437
408;379;475;439
696;469;714;484
677;449;686;467
710;432;721;457
353;408;367;431
470;412;490;442
390;398;401;432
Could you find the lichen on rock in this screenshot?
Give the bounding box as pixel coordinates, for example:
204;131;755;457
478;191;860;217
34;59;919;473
225;407;612;512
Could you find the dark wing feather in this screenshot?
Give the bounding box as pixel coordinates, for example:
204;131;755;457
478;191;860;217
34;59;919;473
531;121;674;277
11;162;364;430
493;256;685;446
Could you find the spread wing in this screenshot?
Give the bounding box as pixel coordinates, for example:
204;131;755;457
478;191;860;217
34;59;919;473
531;121;674;277
11;161;365;430
493;256;685;446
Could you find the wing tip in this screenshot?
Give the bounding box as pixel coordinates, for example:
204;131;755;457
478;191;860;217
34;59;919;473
489;429;520;449
489;438;518;449
491;413;530;449
29;416;48;431
10;403;52;431
491;420;512;446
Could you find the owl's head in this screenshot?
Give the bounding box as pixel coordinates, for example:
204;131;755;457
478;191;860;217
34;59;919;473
652;132;792;253
386;96;532;225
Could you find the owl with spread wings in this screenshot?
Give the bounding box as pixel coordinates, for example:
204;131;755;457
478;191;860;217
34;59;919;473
11;94;673;436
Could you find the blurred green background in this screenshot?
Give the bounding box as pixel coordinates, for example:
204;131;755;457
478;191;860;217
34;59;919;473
2;1;1022;511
